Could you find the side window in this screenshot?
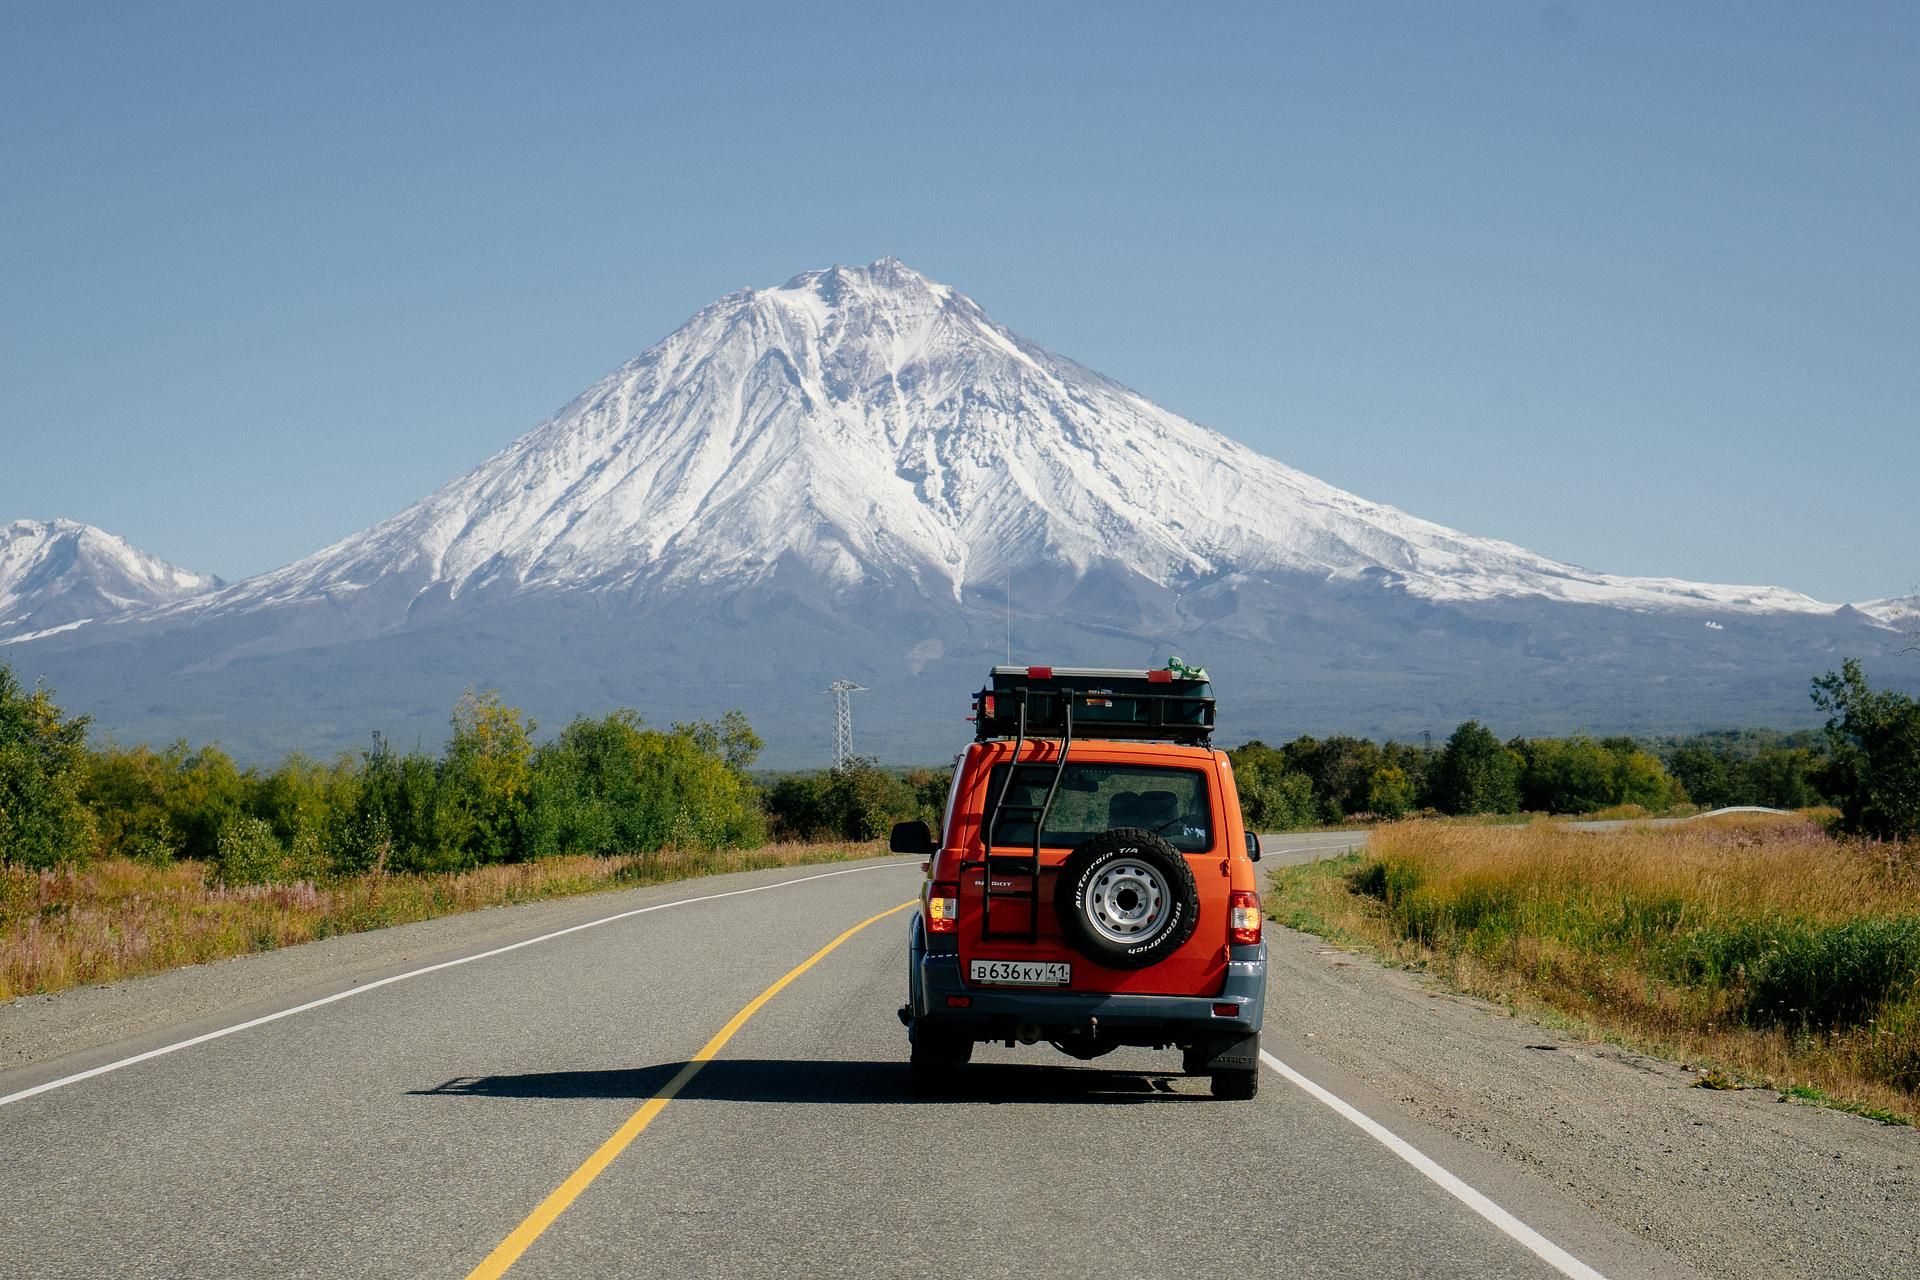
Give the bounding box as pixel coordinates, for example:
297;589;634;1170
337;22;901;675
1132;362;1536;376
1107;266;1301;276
938;752;966;846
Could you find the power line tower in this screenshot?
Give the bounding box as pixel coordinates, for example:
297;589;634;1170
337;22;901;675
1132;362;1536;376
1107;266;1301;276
826;680;867;770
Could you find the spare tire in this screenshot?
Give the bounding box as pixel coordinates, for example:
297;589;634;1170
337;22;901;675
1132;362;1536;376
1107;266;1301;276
1053;828;1200;970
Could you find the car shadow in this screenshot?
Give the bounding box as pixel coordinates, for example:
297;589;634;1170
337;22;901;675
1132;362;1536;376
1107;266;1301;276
410;1058;1206;1105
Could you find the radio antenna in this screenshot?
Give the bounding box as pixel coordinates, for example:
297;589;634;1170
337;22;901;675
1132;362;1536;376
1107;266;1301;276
1005;569;1012;664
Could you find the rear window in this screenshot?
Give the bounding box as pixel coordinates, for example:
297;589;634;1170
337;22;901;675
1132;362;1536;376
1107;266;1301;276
982;762;1213;852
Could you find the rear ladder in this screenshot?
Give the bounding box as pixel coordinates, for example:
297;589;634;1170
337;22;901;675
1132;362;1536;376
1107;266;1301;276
980;694;1074;943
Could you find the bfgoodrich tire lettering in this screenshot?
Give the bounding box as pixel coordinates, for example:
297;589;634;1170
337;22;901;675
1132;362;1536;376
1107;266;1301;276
1053;828;1200;969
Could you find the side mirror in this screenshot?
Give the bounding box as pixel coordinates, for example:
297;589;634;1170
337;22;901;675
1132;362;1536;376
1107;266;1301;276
889;820;936;855
1245;832;1262;862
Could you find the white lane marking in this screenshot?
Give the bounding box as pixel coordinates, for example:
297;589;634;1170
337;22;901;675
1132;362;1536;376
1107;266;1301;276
1260;1050;1607;1280
1;862;915;1110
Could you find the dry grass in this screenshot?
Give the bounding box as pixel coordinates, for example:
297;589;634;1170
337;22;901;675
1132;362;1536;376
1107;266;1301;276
0;841;876;1001
1268;814;1920;1123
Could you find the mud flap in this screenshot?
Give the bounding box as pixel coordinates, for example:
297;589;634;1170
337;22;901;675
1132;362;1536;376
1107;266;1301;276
1183;1032;1260;1075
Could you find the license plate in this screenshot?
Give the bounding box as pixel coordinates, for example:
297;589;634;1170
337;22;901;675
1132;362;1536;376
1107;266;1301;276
969;959;1072;987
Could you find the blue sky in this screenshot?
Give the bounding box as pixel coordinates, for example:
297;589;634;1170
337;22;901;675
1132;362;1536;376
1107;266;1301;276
3;2;1914;602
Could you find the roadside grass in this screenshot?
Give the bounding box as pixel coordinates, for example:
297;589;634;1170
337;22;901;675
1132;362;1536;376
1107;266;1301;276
0;841;878;1001
1265;815;1920;1124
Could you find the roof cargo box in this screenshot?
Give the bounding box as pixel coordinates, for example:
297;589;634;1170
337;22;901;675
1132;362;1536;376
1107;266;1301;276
972;665;1215;745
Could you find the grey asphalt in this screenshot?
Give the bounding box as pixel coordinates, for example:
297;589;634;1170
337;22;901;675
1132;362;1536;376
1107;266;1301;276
1257;828;1373;865
0;852;1721;1279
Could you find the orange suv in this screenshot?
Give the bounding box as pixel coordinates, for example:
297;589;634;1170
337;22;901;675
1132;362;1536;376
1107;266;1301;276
893;665;1266;1098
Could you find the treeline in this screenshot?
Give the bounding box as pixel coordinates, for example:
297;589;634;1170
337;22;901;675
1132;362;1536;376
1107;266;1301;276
5;658;1915;876
1230;723;1821;830
1233;659;1920;840
0;660;952;881
1;670;766;880
1228;727;1695;828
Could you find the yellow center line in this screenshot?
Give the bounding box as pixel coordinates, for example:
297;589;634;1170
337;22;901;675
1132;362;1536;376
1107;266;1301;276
465;898;917;1280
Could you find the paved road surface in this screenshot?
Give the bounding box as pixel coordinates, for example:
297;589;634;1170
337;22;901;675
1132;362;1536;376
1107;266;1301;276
1258;828;1371;865
0;851;1778;1279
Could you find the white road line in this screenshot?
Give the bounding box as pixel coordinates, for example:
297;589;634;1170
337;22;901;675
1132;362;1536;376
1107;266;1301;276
1260;1049;1608;1280
0;862;915;1110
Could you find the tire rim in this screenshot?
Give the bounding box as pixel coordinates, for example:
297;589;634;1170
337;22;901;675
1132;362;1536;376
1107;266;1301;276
1085;860;1169;944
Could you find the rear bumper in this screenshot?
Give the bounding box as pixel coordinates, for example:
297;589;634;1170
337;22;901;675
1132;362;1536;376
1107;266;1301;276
906;913;1266;1044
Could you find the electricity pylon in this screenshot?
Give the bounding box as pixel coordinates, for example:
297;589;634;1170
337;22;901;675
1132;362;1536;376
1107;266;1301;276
826;680;867;769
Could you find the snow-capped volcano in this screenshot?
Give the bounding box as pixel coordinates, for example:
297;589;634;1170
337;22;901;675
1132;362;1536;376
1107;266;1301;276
0;519;221;639
9;260;1905;765
204;257;1831;622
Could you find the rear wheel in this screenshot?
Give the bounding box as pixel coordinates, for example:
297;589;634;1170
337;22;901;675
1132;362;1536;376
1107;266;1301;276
1211;1069;1259;1100
909;1023;973;1093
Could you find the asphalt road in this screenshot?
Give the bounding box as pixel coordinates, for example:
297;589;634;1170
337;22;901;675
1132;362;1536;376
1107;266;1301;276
1258;828;1372;865
0;850;1809;1280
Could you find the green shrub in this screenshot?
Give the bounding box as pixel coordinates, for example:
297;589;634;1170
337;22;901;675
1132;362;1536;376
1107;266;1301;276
1654;920;1772;987
158;742;249;861
1814;659;1920;839
1865;999;1920;1092
520;710;764;856
1349;856;1423;906
1510;735;1679;814
1366;765;1414;819
1348;860;1388;899
1225;742;1317;830
444;689;535;861
1431;721;1522;815
0;665;95;868
331;807;394;876
1744;917;1920;1031
1735;746;1825;809
353;742;474;875
81;743;178;861
1661;731;1832;811
214;814;288;886
761;762;929;842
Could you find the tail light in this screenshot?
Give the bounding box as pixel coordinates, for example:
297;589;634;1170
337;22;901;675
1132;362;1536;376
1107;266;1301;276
1228;890;1262;945
926;882;960;934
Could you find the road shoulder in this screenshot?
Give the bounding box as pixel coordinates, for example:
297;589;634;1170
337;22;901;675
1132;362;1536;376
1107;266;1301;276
1264;922;1919;1280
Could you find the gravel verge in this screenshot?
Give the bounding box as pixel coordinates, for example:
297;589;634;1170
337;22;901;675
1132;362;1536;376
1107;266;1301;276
1265;922;1919;1280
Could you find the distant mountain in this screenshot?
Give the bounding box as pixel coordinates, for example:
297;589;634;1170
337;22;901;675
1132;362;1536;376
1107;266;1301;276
4;262;1907;764
0;519;221;641
177;257;1836;624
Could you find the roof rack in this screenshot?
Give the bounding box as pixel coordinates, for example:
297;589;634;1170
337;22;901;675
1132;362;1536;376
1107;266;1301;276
971;665;1215;745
